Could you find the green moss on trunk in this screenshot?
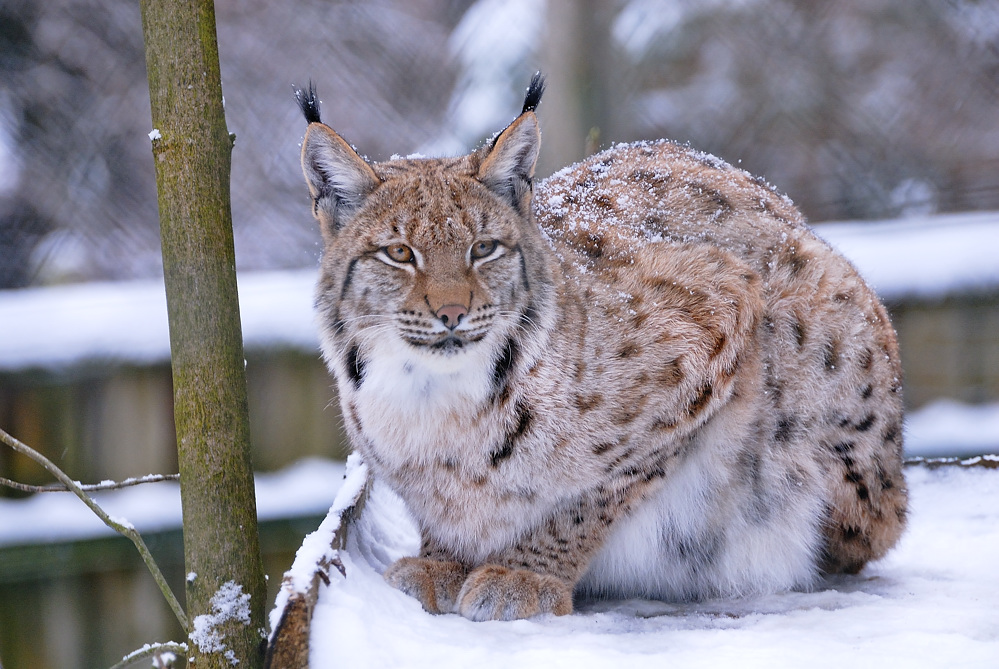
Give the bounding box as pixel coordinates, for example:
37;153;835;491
139;1;267;665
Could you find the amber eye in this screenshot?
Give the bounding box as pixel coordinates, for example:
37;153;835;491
470;239;498;260
383;244;414;264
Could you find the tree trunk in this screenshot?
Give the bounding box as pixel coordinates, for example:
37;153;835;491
538;0;621;178
139;1;266;666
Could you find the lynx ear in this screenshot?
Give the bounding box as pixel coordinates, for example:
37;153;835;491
477;114;540;213
477;74;545;214
301;123;380;230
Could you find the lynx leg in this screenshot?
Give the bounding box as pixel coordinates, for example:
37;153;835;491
457;565;572;621
383;557;468;614
820;413;908;574
453;482;650;621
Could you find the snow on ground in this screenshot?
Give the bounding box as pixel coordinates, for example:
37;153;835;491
307;463;999;669
1;447;996;666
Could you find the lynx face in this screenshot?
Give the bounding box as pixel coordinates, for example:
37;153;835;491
328;172;533;372
298;85;556;385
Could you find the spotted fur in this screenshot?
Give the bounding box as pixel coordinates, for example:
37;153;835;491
295;77;907;621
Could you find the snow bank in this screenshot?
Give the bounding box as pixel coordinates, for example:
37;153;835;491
904;398;999;457
813;210;999;301
0;269;318;371
3;452;996;667
306;464;999;669
268;453;369;643
1;212;995;372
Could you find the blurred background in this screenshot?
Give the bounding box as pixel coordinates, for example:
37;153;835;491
1;0;998;666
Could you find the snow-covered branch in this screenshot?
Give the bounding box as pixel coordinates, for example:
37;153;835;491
905;454;999;469
0;425;189;631
109;641;188;669
0;472;179;494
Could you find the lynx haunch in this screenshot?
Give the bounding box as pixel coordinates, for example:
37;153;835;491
294;75;907;622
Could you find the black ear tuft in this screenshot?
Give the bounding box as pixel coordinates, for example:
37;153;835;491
294;81;322;125
521;72;546;114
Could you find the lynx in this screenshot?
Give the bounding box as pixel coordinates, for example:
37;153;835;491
294;75;907;622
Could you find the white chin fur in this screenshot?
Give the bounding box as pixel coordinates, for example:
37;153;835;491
350;333;497;458
367;332;496;388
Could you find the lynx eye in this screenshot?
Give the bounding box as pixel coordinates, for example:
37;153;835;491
382;244;415;264
470;239;499;260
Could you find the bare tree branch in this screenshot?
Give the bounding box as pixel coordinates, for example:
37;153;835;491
110;641;188;669
0;426;189;631
0;473;179;494
905;455;999;469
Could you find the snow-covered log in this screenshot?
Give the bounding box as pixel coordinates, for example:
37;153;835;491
265;454;370;668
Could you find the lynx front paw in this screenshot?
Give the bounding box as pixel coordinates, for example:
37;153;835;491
456;565;573;621
383;557;468;614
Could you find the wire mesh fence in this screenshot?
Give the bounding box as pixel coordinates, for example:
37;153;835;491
2;3;999;666
1;0;998;289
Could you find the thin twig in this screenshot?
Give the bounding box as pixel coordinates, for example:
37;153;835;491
0;473;179;494
109;641;188;669
0;426;189;631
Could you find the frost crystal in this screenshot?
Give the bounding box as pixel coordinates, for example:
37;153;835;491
190;580;251;665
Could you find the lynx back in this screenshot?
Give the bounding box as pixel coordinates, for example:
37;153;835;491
294;76;907;621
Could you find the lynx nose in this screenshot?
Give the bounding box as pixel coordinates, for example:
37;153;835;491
436;304;468;330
